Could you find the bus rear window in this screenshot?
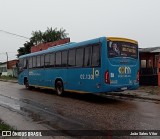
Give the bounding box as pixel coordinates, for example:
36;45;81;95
108;41;138;58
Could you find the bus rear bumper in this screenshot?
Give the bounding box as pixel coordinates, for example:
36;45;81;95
102;84;139;93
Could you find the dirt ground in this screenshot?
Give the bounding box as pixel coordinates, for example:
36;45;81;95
139;86;160;95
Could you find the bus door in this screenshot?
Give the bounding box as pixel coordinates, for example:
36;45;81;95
18;58;28;85
28;55;45;86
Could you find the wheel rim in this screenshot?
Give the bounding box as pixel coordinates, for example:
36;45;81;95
56;81;63;95
25;80;29;89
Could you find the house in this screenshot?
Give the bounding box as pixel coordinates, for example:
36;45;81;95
0;62;7;76
139;47;160;86
0;59;18;77
31;38;70;53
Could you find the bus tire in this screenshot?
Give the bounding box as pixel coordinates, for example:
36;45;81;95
24;78;31;90
55;80;64;96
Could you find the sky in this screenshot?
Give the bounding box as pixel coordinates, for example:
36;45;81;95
0;0;160;62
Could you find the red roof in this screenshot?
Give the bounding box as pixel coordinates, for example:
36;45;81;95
31;38;70;53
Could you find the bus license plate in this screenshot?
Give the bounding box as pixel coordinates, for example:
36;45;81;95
121;87;127;90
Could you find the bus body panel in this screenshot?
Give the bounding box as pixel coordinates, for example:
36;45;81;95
20;67;102;93
103;37;139;92
18;69;28;85
18;36;139;94
29;69;46;87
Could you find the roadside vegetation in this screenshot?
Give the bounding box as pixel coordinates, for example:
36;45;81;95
0;75;17;81
0;120;14;131
17;27;68;57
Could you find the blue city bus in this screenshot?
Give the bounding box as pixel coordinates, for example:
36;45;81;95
18;37;139;95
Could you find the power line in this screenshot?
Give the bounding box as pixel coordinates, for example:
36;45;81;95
0;52;17;54
5;52;17;54
0;29;29;39
0;52;6;55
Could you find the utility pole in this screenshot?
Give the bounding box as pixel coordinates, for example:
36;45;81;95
6;52;8;69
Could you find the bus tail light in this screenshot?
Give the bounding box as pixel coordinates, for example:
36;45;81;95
105;71;110;84
137;70;140;82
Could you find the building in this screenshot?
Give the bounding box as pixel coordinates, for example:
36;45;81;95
0;39;70;77
0;59;18;77
139;47;160;86
0;62;7;76
31;38;70;53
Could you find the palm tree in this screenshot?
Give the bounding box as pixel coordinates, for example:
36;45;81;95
30;30;43;45
42;27;68;42
17;27;69;57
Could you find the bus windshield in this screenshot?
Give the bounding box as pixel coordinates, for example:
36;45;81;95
108;41;138;59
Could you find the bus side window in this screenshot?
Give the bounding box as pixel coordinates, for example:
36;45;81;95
24;59;28;69
45;54;50;68
92;44;101;67
32;57;36;68
76;48;84;67
68;49;76;67
55;52;62;67
29;57;33;69
84;46;91;67
37;55;41;68
62;50;68;67
50;53;55;67
41;55;44;68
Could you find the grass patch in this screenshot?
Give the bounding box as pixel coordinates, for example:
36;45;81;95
0;76;17;80
0;120;14;131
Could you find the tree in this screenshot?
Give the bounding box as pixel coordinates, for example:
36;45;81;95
42;27;68;43
17;47;25;58
17;27;68;57
30;30;43;45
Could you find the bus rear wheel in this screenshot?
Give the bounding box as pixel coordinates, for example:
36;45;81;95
55;80;64;96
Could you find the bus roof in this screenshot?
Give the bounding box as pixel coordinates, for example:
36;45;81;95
107;37;138;44
19;37;104;58
19;36;138;59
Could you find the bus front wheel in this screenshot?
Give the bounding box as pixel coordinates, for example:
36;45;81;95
24;78;31;89
55;80;64;96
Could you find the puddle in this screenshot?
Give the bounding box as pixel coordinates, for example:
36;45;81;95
20;107;43;122
0;94;87;131
0;95;20;110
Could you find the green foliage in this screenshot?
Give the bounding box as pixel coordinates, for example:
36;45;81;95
17;27;68;57
0;120;14;131
0;75;17;80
